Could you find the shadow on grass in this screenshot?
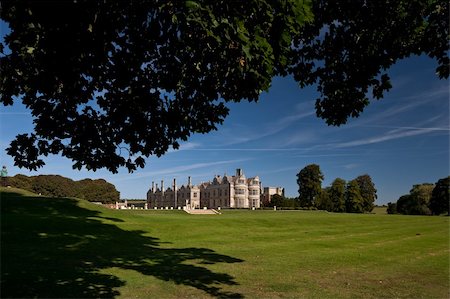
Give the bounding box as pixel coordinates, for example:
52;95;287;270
1;191;244;298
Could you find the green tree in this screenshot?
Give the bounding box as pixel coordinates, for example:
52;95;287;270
296;164;324;207
429;176;450;215
396;194;413;215
345;180;364;213
396;183;434;215
270;194;285;208
355;174;377;212
386;202;397;214
8;174;119;203
315;187;333;211
409;183;434;215
1;1;447;172
329;178;346;212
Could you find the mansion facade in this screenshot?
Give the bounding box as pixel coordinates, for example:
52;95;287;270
147;169;262;209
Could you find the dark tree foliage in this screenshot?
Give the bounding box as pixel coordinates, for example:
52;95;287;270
355;174;377;212
315;187;332;211
396;194;413;215
1;0;448;172
386;202;397;214
329;178;346;212
289;0;449;125
395;183;434;215
296;164;323;207
269;194;284;207
429;176;450;215
8;174;120;203
345;180;363;213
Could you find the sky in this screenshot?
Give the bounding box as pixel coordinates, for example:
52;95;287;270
1;23;448;204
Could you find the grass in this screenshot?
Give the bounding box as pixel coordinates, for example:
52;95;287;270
1;187;449;298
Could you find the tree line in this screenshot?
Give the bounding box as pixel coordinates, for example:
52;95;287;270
264;164;377;213
8;174;120;203
296;164;377;213
387;177;449;216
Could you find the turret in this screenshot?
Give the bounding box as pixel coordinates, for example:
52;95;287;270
152;181;155;193
161;180;165;196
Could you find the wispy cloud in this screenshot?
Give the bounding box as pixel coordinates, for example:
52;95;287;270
343;163;359;170
217;108;315;146
178;147;312;152
359;124;449;131
333;127;440;148
0;112;31;115
347;85;449;128
167;142;201;153
112;158;251;182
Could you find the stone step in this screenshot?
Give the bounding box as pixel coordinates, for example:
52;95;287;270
184;209;219;215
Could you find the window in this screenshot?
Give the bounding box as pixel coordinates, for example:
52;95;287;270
236;188;245;195
193;192;197;198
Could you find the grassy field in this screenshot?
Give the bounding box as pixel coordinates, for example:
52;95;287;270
1;187;449;298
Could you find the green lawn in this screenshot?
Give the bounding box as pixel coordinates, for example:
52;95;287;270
1;187;449;298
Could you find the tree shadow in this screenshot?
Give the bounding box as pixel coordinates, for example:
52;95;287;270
1;191;244;298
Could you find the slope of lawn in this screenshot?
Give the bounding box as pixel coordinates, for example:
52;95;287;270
1;187;448;298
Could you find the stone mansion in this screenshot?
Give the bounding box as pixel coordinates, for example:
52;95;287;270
147;169;264;209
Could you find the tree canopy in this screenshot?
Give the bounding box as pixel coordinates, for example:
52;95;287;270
1;0;448;172
329;178;346;212
429;177;449;215
355;174;377;212
393;182;438;215
345;180;364;213
296;164;323;207
8;174;120;203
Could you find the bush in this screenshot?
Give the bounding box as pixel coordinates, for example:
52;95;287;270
8;174;119;203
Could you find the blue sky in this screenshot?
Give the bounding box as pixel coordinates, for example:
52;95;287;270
1;20;448;203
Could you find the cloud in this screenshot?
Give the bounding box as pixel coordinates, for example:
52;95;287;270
112;158;251;182
332;127;440;148
343;163;359;170
217;108;315;146
167;142;201;153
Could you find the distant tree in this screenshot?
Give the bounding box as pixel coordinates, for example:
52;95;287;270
297;164;324;207
429;177;449;215
282;197;298;208
345;180;364;213
315;187;333;211
1;1;447;172
8;174;32;191
31;175;75;198
270;194;284;207
8;174;119;203
396;183;434;215
396;194;413;214
355;174;377;212
386;202;397;214
329;178;346;212
409;183;434;215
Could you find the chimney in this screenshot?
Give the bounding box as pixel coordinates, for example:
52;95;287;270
161;180;165;195
188;176;192;187
152;181;155;193
156;183;159;191
236;168;243;176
